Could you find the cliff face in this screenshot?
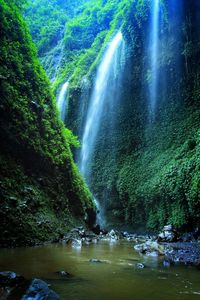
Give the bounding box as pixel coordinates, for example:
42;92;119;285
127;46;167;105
0;0;93;246
25;0;200;231
90;0;200;230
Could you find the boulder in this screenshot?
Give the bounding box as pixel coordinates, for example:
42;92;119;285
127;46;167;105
135;263;145;269
22;278;59;300
0;271;25;287
134;240;165;256
62;227;86;243
107;229;119;240
163;260;171;268
165;243;200;266
0;273;60;300
92;224;101;235
163;225;173;231
126;234;137;241
121;231;129;238
158;224;177;242
101;229;108;235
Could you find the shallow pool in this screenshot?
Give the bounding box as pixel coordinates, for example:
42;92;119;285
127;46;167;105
0;240;200;300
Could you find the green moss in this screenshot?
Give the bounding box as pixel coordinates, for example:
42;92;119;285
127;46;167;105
0;0;94;246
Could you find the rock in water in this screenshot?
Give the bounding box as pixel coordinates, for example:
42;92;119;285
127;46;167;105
158;224;177;242
165;243;200;266
134;240;165;256
135;263;145;269
55;271;72;277
121;231;129;238
108;229;119;241
163;260;171;268
89;259;103;263
163;225;173;231
22;279;60;300
0;273;60;300
72;239;82;249
0;271;25;287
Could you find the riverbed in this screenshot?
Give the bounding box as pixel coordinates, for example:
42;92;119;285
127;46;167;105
0;240;199;300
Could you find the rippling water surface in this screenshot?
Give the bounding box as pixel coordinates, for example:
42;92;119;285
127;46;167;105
0;240;200;300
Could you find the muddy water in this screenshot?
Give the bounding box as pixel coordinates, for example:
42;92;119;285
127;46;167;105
0;240;199;300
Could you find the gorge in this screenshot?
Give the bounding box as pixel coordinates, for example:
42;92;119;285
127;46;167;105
0;0;200;299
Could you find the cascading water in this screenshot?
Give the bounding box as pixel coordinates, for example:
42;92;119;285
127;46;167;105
57;81;69;121
149;0;160;120
78;31;125;226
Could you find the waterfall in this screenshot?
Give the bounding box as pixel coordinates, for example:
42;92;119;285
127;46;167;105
78;31;125;226
57;81;69;121
149;0;160;120
51;39;65;82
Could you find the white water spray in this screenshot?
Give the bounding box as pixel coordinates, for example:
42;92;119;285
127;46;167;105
80;32;123;176
57;81;69;121
79;31;125;226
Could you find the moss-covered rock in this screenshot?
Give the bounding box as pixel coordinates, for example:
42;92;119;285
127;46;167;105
0;0;94;246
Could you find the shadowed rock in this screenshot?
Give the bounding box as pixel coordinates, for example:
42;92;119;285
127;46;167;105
0;272;60;300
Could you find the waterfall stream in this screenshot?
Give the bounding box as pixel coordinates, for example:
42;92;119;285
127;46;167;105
57;81;69;121
149;0;160;120
79;31;125;226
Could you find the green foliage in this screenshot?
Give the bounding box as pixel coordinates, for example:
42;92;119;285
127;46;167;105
25;0;138;89
62;128;80;148
25;0;200;232
0;0;93;245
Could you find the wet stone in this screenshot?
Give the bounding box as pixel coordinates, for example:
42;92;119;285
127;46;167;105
90;259;103;263
55;271;72;277
135;263;145;269
0;272;25;287
22;278;60;300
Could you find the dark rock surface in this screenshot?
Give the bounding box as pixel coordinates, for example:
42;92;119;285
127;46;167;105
165;242;200;266
0;271;25;287
92;224;101;235
22;278;59;300
0;272;60;300
134;240;165;256
157;225;178;243
132;225;200;266
135;263;145;269
55;271;72;278
61;227;101;247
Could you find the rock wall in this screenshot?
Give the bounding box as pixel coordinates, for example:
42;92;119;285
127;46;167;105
0;0;94;246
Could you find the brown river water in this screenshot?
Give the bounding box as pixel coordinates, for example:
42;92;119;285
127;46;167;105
0;240;200;300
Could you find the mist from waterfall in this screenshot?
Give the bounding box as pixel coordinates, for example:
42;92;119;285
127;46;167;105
57;81;69;121
78;31;125;226
149;0;160;120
